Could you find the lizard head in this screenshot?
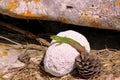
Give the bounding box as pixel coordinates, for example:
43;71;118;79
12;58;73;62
50;35;65;42
50;35;57;40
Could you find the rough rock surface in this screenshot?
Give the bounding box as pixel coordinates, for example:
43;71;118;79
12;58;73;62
0;44;25;73
44;30;90;76
0;0;120;30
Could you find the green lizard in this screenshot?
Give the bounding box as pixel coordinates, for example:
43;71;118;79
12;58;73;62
50;35;86;54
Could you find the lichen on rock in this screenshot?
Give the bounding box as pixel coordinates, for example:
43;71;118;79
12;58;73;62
0;0;120;30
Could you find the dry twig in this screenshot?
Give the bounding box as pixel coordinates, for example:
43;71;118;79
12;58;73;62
0;21;50;47
0;21;36;39
0;35;22;46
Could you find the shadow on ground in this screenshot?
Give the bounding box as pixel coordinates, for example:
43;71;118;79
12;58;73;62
0;13;120;50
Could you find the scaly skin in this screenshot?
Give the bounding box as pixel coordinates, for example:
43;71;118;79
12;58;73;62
50;35;86;54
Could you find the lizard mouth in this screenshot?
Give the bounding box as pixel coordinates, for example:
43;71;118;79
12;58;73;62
50;35;56;40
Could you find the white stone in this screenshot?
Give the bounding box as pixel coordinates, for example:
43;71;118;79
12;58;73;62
44;30;90;76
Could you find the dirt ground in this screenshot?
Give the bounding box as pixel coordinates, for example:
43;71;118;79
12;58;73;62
0;14;120;80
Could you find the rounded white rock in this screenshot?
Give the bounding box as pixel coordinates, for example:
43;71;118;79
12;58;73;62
44;30;90;76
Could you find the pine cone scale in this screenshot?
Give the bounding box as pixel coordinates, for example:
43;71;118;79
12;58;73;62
75;53;103;79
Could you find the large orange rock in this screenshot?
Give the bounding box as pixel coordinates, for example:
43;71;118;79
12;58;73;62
0;0;120;30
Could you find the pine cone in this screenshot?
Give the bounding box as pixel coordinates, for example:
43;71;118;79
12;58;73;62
75;53;103;79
